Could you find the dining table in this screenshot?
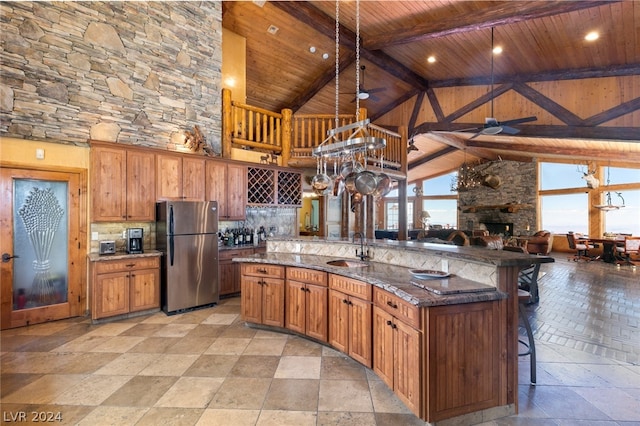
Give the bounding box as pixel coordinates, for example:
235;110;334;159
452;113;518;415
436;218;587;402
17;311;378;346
579;237;625;264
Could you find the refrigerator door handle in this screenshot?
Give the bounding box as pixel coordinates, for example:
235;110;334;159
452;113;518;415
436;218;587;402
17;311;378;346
169;235;174;266
169;204;175;235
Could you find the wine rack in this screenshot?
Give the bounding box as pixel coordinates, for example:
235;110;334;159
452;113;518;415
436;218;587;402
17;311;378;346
277;171;302;206
247;167;301;206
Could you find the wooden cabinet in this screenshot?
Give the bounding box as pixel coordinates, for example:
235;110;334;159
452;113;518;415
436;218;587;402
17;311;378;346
156;153;205;201
240;263;285;327
90;256;160;320
328;274;372;367
206;160;246;220
285;268;328;342
219;247;255;296
373;288;422;415
91;144;156;221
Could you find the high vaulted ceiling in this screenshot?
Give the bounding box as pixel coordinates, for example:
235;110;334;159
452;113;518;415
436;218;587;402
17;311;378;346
222;1;640;181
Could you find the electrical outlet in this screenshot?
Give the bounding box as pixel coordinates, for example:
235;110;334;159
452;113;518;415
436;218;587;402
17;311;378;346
441;259;448;273
122;230;127;239
91;232;99;241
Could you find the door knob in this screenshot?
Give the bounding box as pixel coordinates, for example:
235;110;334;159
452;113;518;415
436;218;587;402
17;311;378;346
2;253;19;263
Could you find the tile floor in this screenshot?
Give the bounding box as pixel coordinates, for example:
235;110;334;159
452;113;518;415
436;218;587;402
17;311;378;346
1;254;639;425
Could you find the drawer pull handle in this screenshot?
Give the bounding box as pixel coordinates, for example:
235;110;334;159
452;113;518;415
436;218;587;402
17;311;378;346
257;268;267;273
387;320;397;329
126;263;135;267
387;301;398;309
342;299;349;304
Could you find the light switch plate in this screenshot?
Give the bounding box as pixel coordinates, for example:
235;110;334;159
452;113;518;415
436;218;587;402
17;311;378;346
91;232;99;241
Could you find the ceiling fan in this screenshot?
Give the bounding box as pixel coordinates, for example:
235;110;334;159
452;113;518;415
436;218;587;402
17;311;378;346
463;27;536;139
343;65;386;102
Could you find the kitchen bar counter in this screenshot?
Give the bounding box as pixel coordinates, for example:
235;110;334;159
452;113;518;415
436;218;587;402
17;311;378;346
236;236;553;422
232;251;507;307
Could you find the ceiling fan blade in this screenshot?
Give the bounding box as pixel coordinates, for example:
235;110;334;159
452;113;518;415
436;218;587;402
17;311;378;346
500;116;537;126
468;131;483;140
501;125;520;135
368;93;381;102
365;87;386;94
500;126;519;135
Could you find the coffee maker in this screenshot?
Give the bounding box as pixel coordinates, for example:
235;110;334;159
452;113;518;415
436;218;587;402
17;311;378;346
126;228;144;254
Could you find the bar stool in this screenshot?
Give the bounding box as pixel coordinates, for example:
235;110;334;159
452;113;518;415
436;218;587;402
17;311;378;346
518;289;536;384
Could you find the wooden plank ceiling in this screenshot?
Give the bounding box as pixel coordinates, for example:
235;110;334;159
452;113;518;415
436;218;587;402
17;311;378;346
222;1;640;181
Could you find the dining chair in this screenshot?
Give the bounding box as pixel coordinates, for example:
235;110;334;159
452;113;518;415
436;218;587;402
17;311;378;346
615;236;640;266
566;232;596;261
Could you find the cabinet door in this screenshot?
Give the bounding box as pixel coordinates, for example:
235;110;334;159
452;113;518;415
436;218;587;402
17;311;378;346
306;284;328;342
129;268;160;312
91;146;126;221
349;296;372;368
241;275;263;323
373;306;395;388
156;154;182;200
328;289;349;354
394;319;422;414
126;150;156;221
262;277;284;327
285;280;306;334
227;164;247;219
94;271;129;319
206;160;228;216
219;259;236;296
182;157;205;201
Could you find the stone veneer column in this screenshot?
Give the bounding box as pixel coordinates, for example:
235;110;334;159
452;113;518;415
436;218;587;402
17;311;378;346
1;1;222;151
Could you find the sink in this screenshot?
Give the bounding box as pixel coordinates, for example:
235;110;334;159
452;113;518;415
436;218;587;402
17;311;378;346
326;259;370;268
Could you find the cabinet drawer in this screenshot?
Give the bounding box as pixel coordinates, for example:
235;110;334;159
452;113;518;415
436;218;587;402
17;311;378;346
242;263;285;279
373;287;421;329
219;248;255;261
287;267;327;286
329;274;371;301
94;257;160;274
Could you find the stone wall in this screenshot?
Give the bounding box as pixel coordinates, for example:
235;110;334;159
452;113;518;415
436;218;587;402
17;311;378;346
458;160;537;236
1;1;222;150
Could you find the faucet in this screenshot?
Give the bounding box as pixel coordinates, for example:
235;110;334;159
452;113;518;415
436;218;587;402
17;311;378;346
353;232;370;261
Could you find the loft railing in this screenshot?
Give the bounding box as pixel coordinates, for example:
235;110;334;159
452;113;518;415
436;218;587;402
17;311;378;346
222;88;405;174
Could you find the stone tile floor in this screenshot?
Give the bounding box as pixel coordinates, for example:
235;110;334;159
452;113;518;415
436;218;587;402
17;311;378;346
1;253;639;425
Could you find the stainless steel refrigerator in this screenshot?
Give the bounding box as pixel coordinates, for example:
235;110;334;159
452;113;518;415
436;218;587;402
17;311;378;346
156;201;219;314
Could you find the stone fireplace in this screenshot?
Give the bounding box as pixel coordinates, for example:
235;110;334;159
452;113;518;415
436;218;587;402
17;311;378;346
482;222;514;237
458;160;537;236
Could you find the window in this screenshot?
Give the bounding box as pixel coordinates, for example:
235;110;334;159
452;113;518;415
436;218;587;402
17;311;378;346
384;201;413;230
540;163;640;236
421;172;458;228
422;199;457;229
540;193;589;234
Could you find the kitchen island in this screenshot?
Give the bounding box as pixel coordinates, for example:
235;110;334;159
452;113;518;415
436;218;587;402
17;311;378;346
234;237;553;424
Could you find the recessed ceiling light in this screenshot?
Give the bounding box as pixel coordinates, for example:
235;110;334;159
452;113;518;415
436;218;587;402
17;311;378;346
585;31;599;41
267;25;279;35
309;46;316;53
492;46;503;55
322;53;329;60
427;56;436;63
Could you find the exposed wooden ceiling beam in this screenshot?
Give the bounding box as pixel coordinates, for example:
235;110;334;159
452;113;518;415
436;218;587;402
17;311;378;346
429;63;640;88
412;122;640;142
466;140;640;163
408;146;457;170
366;1;617;50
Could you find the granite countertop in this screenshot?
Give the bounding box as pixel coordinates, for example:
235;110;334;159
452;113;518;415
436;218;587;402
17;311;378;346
87;250;162;262
219;244;267;251
269;236;555;267
232;252;508;308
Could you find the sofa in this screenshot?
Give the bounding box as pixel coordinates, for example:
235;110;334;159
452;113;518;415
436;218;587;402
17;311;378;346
523;231;553;255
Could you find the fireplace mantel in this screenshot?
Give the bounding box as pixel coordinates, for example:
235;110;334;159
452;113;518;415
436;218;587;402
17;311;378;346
461;203;532;213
